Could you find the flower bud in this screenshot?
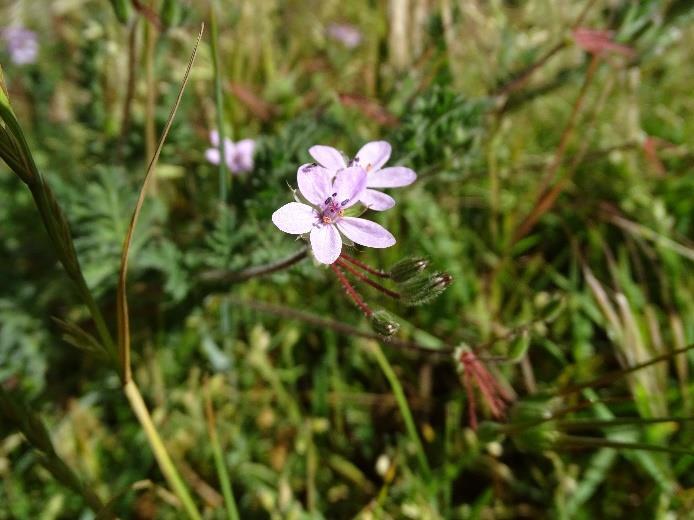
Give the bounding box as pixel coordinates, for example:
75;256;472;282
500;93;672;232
389;257;429;283
370;310;400;338
507;399;559;453
399;272;453;306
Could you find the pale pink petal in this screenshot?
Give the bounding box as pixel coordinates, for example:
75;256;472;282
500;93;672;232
228;138;255;173
205;148;221;165
209;130;220;147
235;139;256;160
367;166;416;188
222;139;236;165
297;163;332;205
355;141;391;172
272;203;317;234
309;145;347;170
360;189;395;211
310;224;342;264
333;167;367;209
337;217;395;248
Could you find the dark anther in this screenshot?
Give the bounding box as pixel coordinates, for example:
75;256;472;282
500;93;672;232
341;199;350;206
324;196;333;204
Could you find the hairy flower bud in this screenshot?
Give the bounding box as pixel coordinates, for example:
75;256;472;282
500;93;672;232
389;256;430;283
399;272;453;306
370;310;400;338
507;399;560;453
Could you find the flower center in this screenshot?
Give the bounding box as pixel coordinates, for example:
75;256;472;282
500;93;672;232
320;193;349;224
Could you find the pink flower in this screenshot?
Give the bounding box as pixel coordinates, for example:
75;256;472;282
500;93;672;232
572;27;634;58
308;141;416;211
326;23;362;49
205;130;255;174
2;26;38;65
272;164;396;264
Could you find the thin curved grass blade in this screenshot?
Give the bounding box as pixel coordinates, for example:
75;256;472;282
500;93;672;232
116;24;204;383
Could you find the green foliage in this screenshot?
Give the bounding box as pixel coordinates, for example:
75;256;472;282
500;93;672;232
0;1;693;518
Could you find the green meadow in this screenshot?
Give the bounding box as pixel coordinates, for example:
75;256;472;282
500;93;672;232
0;1;693;518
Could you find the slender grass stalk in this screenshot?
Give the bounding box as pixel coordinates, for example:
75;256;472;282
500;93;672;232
116;25;205;520
209;0;235;375
369;343;432;480
143;4;157;194
210;0;229;201
204;386;240;520
124;381;202;520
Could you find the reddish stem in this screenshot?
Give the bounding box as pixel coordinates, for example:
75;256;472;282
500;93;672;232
339;252;391;279
330;264;372;318
336;259;401;300
462;371;478;431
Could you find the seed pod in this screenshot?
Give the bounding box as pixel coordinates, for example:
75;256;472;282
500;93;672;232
399;272;453;306
108;0;132;25
370;310;400;338
389;256;429;283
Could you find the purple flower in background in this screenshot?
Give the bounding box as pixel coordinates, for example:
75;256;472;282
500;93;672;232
272;164;396;264
309;141;416;211
327;23;362;49
205;130;255;174
2;26;38;65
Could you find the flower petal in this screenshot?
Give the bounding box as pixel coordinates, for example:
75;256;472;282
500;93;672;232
360;189;395;211
355;141;391;172
209;130;220;147
297;163;332;205
222;138;236;165
337;217;396;248
235;138;256;158
310;224;342;264
228;139;255;173
309;145;347;170
333;167;367;209
205;148;221;165
272;202;316;234
367;166;416;188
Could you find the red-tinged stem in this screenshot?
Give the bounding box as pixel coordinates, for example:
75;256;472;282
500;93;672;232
462;371;478;431
339;253;391;279
336;260;401;300
330;264;372;318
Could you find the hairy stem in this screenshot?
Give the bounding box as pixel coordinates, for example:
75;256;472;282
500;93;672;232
228;296;454;357
199;247;309;287
336;259;400;299
330;263;372;317
339;252;391;278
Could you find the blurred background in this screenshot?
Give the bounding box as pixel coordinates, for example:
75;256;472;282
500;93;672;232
0;0;693;518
